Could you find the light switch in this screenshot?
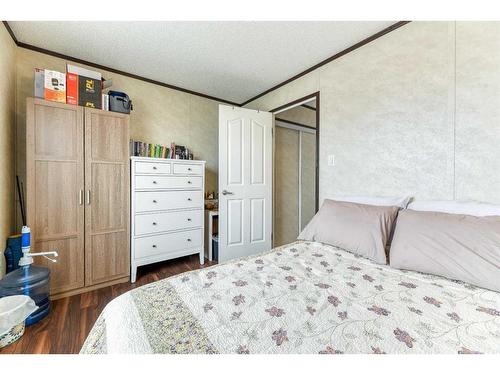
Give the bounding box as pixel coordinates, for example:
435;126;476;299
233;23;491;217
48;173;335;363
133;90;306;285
328;155;335;166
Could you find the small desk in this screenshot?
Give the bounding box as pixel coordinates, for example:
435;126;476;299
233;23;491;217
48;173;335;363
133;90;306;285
204;209;218;261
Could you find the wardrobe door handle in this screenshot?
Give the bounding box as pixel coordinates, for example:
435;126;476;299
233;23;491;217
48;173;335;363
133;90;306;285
86;190;91;205
79;190;83;205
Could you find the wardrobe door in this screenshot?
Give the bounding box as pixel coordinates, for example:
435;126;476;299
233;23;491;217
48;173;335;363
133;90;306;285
84;109;130;286
26;98;85;294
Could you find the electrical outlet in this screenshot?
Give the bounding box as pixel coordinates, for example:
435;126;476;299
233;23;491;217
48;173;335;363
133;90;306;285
328;155;335;166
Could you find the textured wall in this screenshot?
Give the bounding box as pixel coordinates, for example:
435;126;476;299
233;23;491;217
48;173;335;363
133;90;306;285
246;22;500;205
455;22;500;203
15;48;222;226
0;26;16;277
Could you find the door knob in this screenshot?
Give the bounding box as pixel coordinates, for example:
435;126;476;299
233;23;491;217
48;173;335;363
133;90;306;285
221;190;234;195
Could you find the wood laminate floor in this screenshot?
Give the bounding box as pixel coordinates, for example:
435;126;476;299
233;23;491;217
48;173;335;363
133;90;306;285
0;255;216;354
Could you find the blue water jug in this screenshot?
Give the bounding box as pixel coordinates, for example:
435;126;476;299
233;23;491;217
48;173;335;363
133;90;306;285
4;234;22;274
0;265;51;326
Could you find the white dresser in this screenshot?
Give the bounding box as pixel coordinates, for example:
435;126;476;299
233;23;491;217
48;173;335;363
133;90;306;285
130;157;205;282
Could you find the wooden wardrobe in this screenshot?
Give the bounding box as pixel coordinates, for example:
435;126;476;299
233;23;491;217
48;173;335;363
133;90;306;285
26;98;130;299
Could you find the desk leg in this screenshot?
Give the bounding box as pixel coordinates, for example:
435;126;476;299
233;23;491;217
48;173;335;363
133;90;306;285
208;216;213;261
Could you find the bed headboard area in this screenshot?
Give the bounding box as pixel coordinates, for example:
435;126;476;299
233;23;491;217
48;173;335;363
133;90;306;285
244;22;500;205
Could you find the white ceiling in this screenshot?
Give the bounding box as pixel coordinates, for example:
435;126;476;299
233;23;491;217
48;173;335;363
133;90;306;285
9;21;395;104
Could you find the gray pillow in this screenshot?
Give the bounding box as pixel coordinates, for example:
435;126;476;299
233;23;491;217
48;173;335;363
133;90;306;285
390;209;500;292
298;199;399;264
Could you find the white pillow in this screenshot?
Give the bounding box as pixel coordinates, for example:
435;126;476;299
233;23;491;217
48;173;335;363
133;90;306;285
331;195;412;209
408;200;500;217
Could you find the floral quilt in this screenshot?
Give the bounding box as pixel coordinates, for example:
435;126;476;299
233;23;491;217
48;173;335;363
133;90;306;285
80;241;500;354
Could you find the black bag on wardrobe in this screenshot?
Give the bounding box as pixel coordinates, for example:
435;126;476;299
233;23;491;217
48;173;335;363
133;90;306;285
109;91;133;114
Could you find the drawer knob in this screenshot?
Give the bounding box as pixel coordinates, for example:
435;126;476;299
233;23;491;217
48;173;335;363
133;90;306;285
152;222;157;226
153;166;157;170
187;180;192;184
153;200;157;203
152;244;157;248
188;168;192;171
187;238;191;242
153;181;157;184
187;218;192;221
187;198;192;201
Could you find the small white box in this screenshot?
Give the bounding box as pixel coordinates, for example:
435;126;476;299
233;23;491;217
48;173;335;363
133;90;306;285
34;68;44;99
102;94;109;111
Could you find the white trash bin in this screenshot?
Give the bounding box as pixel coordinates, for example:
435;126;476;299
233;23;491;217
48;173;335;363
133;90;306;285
0;295;37;348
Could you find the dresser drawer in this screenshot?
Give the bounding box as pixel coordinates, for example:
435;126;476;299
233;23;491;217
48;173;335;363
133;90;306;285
173;163;203;175
135;190;203;212
134;229;203;259
135;210;203;236
135;161;171;174
135;175;202;190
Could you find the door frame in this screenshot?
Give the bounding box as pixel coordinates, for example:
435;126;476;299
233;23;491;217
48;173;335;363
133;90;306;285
271;92;320;246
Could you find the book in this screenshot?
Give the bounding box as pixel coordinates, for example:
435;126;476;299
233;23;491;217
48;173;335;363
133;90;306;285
130;140;185;159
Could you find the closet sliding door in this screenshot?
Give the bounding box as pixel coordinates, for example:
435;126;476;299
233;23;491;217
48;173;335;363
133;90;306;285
274;126;300;247
84;109;130;286
274;125;316;247
299;132;316;231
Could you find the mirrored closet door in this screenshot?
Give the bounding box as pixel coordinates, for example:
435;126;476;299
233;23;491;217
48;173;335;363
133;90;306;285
273;99;317;247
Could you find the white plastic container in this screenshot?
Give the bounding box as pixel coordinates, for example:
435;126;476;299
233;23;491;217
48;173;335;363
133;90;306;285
0;295;37;348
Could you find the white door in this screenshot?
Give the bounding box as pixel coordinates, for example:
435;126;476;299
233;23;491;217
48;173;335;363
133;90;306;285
218;105;273;262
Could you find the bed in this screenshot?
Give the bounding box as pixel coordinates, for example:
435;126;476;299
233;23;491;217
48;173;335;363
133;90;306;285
80;241;500;354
